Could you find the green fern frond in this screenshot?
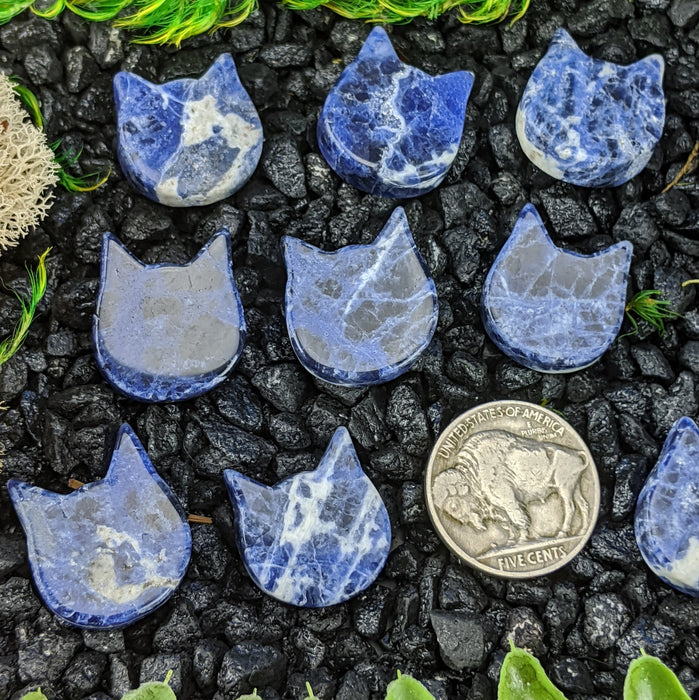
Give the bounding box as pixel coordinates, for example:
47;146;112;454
0;249;50;366
622;289;683;339
2;0;528;43
9;76;43;129
116;0;256;45
52;141;111;192
31;0;67;19
282;0;527;24
0;0;34;25
63;0;128;22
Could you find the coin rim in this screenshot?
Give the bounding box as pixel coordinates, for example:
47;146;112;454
425;399;600;579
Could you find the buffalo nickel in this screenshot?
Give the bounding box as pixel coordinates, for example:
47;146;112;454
425;400;600;578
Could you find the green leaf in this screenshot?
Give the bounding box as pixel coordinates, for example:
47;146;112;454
20;690;48;700
498;642;568;700
234;691;261;700
385;671;435;700
120;671;176;700
624;653;692;700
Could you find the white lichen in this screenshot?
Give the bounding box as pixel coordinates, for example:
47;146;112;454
0;73;58;251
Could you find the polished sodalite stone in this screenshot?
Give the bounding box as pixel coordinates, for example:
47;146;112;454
93;230;245;402
283;207;438;386
516;28;665;187
115;53;262;207
635;417;699;597
224;427;391;607
7;425;191;628
317;27;473;198
481;203;632;373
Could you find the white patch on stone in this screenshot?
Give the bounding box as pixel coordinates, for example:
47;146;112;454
88;525;177;604
655;536;699;591
515;106;565;180
155;94;262;207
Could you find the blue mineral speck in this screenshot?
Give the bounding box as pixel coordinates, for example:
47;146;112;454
7;424;192;628
635;416;699;597
224;426;391;607
282;207;438;386
516;28;665;187
481;203;632;373
317;27;473;198
93;230;246;402
115;53;263;207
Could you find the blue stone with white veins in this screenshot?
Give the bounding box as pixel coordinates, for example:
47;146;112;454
114;53;262;206
317;27;473;198
481;203;632;373
283;207;438;386
516;28;665;187
7;424;191;628
224;427;391;607
635;417;699;597
93;230;245;402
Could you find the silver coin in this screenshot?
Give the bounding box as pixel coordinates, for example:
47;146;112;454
425;400;600;578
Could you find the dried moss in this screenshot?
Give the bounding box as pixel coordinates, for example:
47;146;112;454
0;73;58;251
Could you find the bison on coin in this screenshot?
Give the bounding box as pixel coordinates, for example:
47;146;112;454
433;430;590;544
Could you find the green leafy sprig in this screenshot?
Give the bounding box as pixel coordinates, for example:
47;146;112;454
0;248;50;366
622;289;682;338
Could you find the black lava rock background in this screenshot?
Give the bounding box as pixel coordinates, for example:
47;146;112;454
1;0;698;698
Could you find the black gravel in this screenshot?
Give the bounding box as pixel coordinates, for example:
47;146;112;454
0;1;698;698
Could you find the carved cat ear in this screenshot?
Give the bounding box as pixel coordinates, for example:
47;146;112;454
197;54;242;93
6;480;56;515
113;71;156;109
435;70;475;105
633;53;665;80
105;424;154;484
101;233;144;277
358;26;399;62
550;28;581;52
189;229;232;273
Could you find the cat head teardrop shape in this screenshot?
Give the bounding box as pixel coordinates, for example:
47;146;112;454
635;416;699;597
481;203;632;373
516;28;665;187
224;426;391;607
93;230;246;402
114;53;263;207
7;425;191;628
317;27;474;198
282;207;438;386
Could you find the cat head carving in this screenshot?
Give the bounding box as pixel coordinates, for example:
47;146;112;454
482;203;632;372
114;53;263;207
224;426;391;607
516;28;665;187
317;27;474;198
7;424;191;628
93;229;246;402
282;207;438;386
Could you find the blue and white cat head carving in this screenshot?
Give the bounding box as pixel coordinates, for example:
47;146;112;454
93;229;246;402
7;424;191;628
481;203;632;373
282;207;438;386
317;27;474;198
635;416;699;597
114;53;263;207
224;426;391;607
516;28;665;187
